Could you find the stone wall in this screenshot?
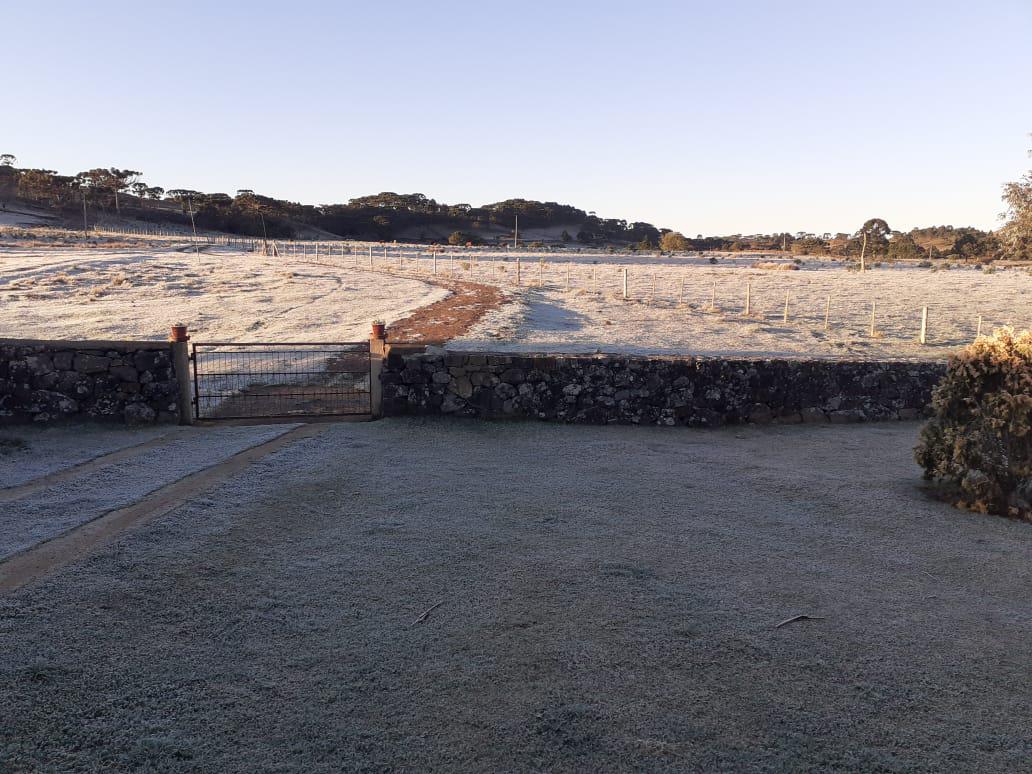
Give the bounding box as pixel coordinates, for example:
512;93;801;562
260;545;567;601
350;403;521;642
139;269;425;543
0;339;180;425
381;346;946;426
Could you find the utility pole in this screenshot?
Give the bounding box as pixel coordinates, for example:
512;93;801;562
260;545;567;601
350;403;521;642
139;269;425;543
514;214;518;249
187;195;199;254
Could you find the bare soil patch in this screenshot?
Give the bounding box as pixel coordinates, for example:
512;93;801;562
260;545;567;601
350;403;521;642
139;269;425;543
385;278;506;344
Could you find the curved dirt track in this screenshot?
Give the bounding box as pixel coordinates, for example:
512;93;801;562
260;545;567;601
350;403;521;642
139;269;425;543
385;278;507;344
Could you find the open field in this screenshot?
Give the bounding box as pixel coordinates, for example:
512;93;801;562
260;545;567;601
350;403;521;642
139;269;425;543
0;245;448;341
1;418;1029;770
356;248;1032;360
2;238;1029;359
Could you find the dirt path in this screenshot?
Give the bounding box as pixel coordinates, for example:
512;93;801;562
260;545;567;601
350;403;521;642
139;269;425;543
385;278;506;344
0;424;325;593
0;424;301;562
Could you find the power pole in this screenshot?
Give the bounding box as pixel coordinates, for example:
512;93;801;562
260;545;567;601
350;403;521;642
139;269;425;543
187;195;199;254
514;214;518;249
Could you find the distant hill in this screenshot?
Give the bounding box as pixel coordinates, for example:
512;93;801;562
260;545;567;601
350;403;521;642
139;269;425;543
0;160;667;246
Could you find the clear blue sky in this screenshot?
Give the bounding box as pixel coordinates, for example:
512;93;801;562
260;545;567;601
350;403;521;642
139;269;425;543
3;0;1030;235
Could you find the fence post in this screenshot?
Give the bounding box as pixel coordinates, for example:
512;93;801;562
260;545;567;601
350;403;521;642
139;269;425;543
369;321;386;419
622;267;628;300
919;306;928;345
170;323;194;426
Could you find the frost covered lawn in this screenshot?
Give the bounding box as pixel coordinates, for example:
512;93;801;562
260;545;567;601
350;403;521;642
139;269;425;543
0;245;449;341
1;418;1028;771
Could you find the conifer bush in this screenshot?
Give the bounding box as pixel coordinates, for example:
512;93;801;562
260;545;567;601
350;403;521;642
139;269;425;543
915;327;1032;520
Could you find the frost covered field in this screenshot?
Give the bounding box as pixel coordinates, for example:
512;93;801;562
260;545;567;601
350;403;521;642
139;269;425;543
0;244;449;341
1;240;1029;360
374;249;1031;360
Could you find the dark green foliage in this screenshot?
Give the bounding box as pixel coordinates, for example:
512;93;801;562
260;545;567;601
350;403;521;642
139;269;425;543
887;233;923;261
915;328;1032;520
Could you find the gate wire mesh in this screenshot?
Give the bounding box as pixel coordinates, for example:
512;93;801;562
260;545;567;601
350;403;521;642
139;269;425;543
191;342;371;419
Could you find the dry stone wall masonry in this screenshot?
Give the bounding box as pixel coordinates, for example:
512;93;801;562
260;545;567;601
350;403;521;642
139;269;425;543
381;347;947;426
0;340;179;425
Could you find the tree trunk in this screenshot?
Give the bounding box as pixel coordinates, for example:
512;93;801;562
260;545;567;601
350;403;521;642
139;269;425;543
859;231;867;273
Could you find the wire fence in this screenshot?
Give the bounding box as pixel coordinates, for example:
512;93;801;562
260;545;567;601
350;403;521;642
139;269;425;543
90;227;1032;353
268;241;1030;351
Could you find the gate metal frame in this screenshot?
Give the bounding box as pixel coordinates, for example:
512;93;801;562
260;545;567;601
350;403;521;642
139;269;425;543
190;341;372;420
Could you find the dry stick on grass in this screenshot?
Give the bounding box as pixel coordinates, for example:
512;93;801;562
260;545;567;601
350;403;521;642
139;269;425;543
411;601;444;626
783;291;790;323
870;301;877;337
919;305;928;345
775;614;825;629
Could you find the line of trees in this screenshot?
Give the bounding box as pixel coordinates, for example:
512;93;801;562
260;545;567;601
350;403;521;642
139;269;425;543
1;145;1030;259
656;220;1003;261
0;157;667;245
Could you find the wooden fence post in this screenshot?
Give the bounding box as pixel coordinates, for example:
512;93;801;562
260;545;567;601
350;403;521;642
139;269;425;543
919;306;928;345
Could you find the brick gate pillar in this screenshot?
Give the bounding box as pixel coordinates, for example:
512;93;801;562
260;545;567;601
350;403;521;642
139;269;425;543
170;323;194;425
369;320;387;419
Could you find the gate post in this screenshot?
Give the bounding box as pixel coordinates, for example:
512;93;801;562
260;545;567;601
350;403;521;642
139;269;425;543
369;320;387;419
170;323;194;426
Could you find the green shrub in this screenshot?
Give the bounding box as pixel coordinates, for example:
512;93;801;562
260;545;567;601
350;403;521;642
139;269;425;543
915;327;1032;520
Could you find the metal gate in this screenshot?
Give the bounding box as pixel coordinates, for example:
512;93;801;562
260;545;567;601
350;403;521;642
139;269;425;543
191;342;371;420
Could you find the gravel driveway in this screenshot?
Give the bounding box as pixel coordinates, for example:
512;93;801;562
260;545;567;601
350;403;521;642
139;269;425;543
1;419;1029;772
